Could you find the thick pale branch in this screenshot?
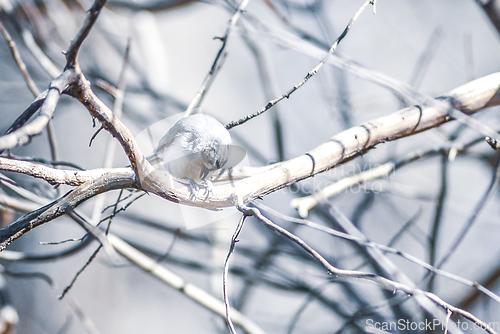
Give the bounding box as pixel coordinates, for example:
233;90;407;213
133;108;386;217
0;157;133;186
170;72;500;208
1;73;498;249
43;72;500;210
2;73;499;213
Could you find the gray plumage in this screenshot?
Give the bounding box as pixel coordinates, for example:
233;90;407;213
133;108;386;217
152;113;232;199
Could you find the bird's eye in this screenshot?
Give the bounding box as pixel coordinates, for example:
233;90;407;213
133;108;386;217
216;146;230;169
203;148;218;167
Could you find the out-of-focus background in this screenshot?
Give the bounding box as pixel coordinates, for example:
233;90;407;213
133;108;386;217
1;0;500;333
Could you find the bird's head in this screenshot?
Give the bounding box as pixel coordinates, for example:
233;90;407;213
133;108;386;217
202;140;231;172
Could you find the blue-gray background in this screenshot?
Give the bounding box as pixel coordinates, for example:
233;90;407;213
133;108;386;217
1;0;500;333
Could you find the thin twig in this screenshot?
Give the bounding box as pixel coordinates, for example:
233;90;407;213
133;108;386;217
98;193;145;224
0;71;71;151
242;31;285;161
436;152;500;268
237;202;498;334
65;0;108;69
59;246;101;300
255;202;500;304
66;209;121;265
428;152;448;292
184;0;251;117
226;0;374;129
40;238;84;246
107;233;266;334
196;51;228;110
68;299;101;334
0;20;41;96
223;213;247;334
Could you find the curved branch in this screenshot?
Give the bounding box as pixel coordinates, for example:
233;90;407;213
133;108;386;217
65;70;156;179
1;93;46;139
0;71;72;151
0;236;93;262
65;0;108;68
239;202;497;334
107;233;266;334
0;169;137;251
0;157;132;186
4;73;499;212
177;72;500;208
225;0;374;130
1;73;498;250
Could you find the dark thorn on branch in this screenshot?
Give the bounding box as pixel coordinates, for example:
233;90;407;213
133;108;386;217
89;125;104;147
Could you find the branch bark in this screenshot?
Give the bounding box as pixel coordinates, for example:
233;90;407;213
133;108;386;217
201;72;500;208
1;72;499;251
0;169;136;251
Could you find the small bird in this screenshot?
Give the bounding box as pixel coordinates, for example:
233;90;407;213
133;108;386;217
151;113;232;200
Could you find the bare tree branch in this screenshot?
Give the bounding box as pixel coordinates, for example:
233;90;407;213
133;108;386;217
64;0;108;69
0;71;71;151
226;0;375;130
0;169;136;251
0;21;41;96
237;202;498;334
184;0;251;117
223;214;247;334
107;233;266;334
0;157;132;186
2;72;500;213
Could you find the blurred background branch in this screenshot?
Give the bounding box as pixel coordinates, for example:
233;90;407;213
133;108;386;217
0;0;499;333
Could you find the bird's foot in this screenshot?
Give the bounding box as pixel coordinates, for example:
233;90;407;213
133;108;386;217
188;179;213;201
